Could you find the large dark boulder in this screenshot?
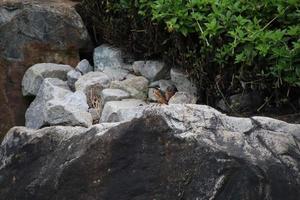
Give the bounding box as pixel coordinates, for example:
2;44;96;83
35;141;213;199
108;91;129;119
0;105;300;200
0;0;92;139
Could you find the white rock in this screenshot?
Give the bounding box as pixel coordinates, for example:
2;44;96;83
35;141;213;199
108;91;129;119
93;44;123;71
110;76;149;100
170;68;197;96
76;59;93;74
132;61;170;81
25;78;92;129
67;69;81;91
101;89;130;103
102;68;129;81
168;92;197;104
100;99;146;122
22;63;73;96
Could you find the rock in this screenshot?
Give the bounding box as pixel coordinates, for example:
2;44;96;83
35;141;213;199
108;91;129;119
170;68;197;96
1;104;300;199
21;63;73;96
149;79;175;93
110;76;149;100
148;88;157;102
75;71;111;96
168;92;197;104
133;61;170;81
25;78;92;129
76;59;93;74
103;68;129;81
89;108;101;124
217;92;264;113
0;0;92;137
101;89;130;103
67;69;81;91
94;44;123;71
100;99;146;122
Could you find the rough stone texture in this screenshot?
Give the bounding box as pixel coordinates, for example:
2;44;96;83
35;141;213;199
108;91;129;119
1;104;300;200
25;78;92;129
100;99;146;122
22;63;73;96
133;61;170;81
89;108;101;124
67;69;81;91
170;68;197;96
0;0;91;137
168;92;197;104
148;88;157;102
102;68;129;81
149;79;175;93
101;89;130;104
76;59;93;75
75;71;111;96
110;76;149;100
94;44;123;71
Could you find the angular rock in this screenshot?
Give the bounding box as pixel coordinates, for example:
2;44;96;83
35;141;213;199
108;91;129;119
110;76;149;100
168;92;197;104
100;99;146;122
75;71;111;95
0;0;92;137
1;104;300;199
94;44;123;71
67;69;81;91
170;68;197;96
101;88;130;103
22;63;73;96
25;78;92;129
133;61;170;81
103;68;129;81
76;59;93;74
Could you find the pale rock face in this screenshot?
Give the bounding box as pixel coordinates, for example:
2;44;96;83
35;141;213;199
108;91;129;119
93;44;123;71
25;78;92;129
67;69;82;91
101;89;130;104
132;61;170;81
22;63;73;96
170;68;197;96
102;68;129;81
168;92;197;104
76;59;93;74
100;99;146;122
110;76;149;100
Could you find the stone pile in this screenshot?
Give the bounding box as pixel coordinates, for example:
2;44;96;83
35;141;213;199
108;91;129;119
22;44;198;129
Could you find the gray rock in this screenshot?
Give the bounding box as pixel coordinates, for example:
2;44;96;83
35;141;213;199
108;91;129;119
22;63;73;96
102;68;129;81
149;79;176;93
75;71;111;96
133;61;170;81
1;104;300;200
76;59;93;74
168;92;197;104
110;76;149;100
170;68;197;96
101;89;130;103
148;88;157;102
100;99;146;122
89;108;101;124
67;69;81;91
25;78;92;129
94;44;123;71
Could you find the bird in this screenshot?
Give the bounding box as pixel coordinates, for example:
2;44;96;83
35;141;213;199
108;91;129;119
149;85;177;104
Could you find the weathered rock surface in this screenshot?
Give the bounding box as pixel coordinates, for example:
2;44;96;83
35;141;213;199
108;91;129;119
25;78;92;129
67;69;82;91
171;68;197;96
0;0;91;137
110;76;149;100
101;89;130;104
100;99;146;122
94;44;123;71
1;104;300;200
133;61;170;81
103;68;129;81
168;92;197;104
76;59;93;75
22;63;73;96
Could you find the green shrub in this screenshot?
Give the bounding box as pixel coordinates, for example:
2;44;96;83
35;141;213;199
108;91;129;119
82;0;300;108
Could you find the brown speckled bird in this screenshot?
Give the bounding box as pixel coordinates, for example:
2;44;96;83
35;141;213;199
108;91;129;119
151;85;177;104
